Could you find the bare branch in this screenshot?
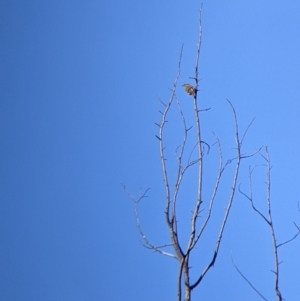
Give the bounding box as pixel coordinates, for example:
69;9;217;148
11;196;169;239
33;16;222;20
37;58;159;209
240;145;264;159
238;148;300;301
192;133;224;248
191;99;245;289
240;117;255;145
185;2;204;261
200;140;210;154
264;148;282;301
173;94;189;220
121;183;177;259
276;225;300;248
156;44;185;262
239;166;270;225
231;254;269;301
199;107;211;112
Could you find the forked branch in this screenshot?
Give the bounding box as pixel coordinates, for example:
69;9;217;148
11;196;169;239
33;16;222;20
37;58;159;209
121;183;177;259
238;147;300;301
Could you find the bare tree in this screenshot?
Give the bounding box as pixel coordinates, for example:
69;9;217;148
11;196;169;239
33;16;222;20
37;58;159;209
123;7;299;301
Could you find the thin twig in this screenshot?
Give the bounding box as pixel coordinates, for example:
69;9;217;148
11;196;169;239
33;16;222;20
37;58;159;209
231;253;269;301
276;225;300;248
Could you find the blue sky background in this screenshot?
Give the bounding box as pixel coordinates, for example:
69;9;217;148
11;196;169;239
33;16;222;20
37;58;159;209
1;1;300;300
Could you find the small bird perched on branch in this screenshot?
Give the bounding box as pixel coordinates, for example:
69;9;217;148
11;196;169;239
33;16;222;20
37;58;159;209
182;83;196;96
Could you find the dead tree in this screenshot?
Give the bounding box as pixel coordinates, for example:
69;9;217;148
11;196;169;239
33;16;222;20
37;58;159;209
123;8;258;301
123;7;299;301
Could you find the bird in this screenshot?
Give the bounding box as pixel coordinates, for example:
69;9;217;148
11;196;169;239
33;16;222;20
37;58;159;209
182;83;196;96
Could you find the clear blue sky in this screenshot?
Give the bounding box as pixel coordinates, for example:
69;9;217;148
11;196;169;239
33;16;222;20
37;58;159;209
1;1;300;300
